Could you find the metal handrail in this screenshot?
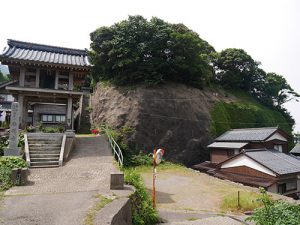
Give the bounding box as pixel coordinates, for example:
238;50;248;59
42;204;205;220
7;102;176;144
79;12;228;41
59;134;66;167
104;129;123;167
24;133;30;167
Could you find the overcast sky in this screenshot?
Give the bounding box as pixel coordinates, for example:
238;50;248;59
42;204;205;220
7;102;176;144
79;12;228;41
0;0;299;132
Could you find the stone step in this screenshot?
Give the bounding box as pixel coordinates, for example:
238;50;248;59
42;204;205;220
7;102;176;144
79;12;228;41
31;157;59;162
30;153;60;157
29;143;61;147
30;165;59;168
28;141;62;145
29;146;61;151
28;137;62;141
30;151;60;154
30;161;59;167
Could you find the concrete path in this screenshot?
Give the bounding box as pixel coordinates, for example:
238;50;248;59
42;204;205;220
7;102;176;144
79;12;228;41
0;136;117;225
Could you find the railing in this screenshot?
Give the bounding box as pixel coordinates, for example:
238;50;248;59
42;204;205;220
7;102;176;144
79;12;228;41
59;134;66;167
104;128;124;167
24;133;30;167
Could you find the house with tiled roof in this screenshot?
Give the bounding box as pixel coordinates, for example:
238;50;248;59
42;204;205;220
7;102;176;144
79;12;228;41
213;149;300;197
290;144;300;157
208;127;290;164
0;39;91;131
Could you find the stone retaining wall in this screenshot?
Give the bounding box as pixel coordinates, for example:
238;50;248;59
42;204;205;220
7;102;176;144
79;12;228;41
95;197;132;225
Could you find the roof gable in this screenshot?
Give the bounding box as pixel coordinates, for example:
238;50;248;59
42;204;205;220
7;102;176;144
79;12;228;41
221;154;277;176
219;149;300;176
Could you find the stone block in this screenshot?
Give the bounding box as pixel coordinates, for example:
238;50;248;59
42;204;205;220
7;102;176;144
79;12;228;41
11;168;28;186
110;173;124;190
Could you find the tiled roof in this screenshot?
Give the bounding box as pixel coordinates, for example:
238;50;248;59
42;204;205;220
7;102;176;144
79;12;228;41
290;144;300;154
0;39;90;68
215;127;278;142
245;149;300;175
207;142;248;149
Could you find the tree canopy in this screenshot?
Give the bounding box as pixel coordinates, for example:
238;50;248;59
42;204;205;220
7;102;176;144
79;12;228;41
89;16;215;87
0;71;8;83
213;48;299;109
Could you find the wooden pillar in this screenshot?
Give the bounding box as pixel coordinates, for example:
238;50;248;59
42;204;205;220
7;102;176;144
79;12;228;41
67;97;72;129
23;98;28;129
55;70;59;89
69;72;74;91
17;94;24;128
35;68;40;88
19;67;25;87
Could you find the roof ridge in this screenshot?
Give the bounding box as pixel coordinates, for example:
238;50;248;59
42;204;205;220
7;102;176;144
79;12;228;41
230;127;278;131
7;39;88;56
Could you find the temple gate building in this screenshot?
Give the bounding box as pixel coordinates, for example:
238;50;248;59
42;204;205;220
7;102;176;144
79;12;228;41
0;39;91;131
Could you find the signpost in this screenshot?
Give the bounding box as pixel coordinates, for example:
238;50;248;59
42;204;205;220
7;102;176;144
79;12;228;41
152;148;164;208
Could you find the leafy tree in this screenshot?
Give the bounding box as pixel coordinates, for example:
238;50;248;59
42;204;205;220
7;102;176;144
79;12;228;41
0;70;8;83
213;48;259;91
262;72;299;107
89;15;215;87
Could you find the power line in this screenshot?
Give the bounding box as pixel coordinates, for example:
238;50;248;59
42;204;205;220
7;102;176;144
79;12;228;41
140;112;294;125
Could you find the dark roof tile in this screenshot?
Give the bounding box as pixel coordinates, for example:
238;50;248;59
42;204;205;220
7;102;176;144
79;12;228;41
216;127;278;142
245;149;300;175
0;39;90;68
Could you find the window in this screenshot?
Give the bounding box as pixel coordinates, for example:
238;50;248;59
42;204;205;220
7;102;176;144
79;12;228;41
274;144;283;152
41;114;65;123
55;115;66;122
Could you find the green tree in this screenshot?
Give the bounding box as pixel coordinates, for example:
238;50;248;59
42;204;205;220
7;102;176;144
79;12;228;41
89;15;215;87
262;72;299;107
0;70;8;83
213;48;259;91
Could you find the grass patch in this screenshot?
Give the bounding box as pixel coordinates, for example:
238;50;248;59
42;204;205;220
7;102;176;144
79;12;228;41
187;217;198;221
210;90;293;138
132;161;186;174
84;195;113;225
124;168;159;225
221;191;262;213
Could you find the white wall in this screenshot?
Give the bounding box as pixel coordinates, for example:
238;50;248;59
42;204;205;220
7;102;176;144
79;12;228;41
221;155;276;176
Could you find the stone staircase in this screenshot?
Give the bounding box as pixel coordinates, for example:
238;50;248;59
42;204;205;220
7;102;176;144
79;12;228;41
26;133;64;168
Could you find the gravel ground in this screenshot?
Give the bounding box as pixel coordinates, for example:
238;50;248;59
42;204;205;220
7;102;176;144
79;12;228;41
141;168;255;225
0;136;117;225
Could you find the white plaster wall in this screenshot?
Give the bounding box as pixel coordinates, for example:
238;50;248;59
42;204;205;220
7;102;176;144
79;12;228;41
266;132;287;142
221;155;276;176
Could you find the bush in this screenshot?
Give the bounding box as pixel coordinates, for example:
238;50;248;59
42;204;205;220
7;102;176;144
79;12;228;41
124;169;159;225
246;188;300;225
130;153;153;167
42;127;60;133
0;136;9;156
0;156;27;191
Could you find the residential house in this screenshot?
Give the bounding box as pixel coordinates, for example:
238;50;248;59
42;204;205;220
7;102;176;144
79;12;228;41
208;127;290;164
213;149;300;197
290;144;300;157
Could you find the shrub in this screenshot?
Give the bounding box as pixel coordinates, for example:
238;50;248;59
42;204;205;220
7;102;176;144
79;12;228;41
130;153;153;167
246;188;300;225
42;127;60;133
124;168;159;225
0;156;27;191
0;136;9;156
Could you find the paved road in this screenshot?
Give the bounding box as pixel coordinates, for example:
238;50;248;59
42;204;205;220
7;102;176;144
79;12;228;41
0;136;116;225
